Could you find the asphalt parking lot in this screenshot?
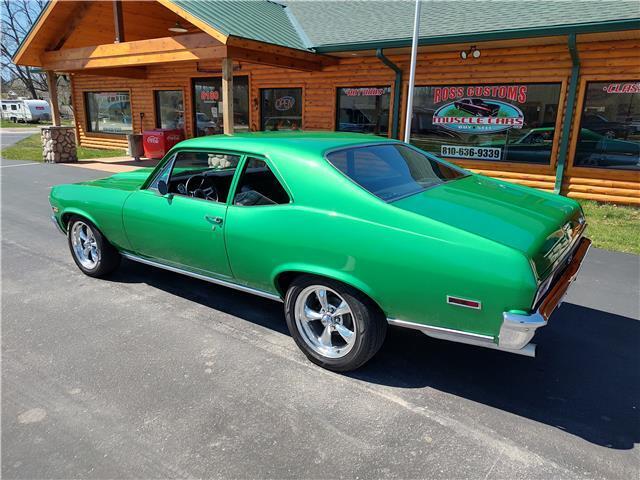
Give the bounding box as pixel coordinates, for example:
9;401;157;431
1;158;639;479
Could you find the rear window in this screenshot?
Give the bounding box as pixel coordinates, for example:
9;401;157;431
326;144;467;202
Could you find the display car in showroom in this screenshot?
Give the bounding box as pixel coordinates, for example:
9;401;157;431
453;97;501;117
49;132;590;371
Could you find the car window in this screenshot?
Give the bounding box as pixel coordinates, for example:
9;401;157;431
167;151;241;203
327;144;468;202
148;157;174;190
233;157;290;206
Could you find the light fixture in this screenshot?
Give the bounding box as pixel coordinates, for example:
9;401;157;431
168;22;188;33
460;45;481;60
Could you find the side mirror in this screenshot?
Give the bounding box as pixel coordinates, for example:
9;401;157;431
157;179;169;196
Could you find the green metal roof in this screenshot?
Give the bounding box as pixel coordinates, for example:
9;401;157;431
285;0;640;50
169;0;639;52
170;0;307;50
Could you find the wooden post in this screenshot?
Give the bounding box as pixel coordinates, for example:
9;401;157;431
45;70;61;126
113;0;124;43
222;57;234;135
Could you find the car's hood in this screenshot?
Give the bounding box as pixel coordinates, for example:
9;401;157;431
79;168;154;191
392;175;584;279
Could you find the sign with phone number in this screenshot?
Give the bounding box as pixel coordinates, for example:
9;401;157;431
441;145;502;160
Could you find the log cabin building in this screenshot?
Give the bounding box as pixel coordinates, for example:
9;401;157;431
12;0;640;204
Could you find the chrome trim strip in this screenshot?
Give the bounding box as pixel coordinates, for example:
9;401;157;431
51;215;66;235
387;317;536;357
121;252;283;302
387;317;493;340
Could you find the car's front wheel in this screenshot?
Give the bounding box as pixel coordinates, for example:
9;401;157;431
284;275;387;372
67;215;121;277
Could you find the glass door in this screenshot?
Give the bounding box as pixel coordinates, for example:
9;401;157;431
192;76;249;136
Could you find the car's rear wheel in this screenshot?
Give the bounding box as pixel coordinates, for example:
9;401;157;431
284;275;387;372
67;215;120;277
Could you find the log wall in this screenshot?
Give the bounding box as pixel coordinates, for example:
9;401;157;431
70;35;639;204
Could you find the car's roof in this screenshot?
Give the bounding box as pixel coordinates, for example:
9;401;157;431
174;131;398;158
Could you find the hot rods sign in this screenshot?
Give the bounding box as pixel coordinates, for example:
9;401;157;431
432;85;526;134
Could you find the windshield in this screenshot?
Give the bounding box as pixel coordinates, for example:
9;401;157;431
326;143;468;202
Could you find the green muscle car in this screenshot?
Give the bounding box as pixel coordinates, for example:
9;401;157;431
49;132;590;371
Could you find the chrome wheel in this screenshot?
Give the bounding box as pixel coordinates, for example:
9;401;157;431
70;221;100;269
294;285;356;359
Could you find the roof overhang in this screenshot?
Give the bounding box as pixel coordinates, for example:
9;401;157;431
314;18;640;53
38;33;334;72
13;0;336;72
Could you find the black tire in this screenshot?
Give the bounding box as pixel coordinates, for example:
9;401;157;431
284;275;387;372
67;215;121;278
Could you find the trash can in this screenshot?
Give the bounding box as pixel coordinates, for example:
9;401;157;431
127;134;144;161
142;129;184;159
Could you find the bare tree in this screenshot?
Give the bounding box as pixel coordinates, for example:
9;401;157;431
1;0;47;99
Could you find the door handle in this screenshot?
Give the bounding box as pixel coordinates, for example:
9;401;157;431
205;215;223;225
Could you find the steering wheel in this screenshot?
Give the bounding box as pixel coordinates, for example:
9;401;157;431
185;174;218;202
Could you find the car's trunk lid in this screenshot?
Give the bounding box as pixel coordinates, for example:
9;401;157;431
392;175;584;279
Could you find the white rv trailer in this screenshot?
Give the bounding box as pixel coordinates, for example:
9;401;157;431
0;99;52;123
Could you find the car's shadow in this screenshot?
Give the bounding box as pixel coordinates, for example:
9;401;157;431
109;259;640;450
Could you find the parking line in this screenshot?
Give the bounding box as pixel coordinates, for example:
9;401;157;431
0;162;41;168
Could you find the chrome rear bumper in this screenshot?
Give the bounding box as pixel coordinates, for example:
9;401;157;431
499;237;592;351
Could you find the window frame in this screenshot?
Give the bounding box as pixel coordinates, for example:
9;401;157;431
191;76;250;137
323;141;470;203
231;155;293;207
153;88;185;130
335;85;392;137
408;81;566;168
569;78;640;172
144;149;293;207
259;86;304;132
84;90;133;136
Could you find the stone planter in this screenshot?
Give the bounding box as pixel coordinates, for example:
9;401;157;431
41;126;77;163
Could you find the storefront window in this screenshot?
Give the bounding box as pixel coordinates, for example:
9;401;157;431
85;92;132;134
155;90;184;130
409;83;562;164
574;81;639;170
192;76;249;136
336;86;390;136
261;88;302;131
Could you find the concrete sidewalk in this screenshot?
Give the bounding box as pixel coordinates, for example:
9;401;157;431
64;156;160;173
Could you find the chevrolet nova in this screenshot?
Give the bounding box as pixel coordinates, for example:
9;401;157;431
49;132;590;371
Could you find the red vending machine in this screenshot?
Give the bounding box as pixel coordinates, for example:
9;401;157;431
142;129;184;159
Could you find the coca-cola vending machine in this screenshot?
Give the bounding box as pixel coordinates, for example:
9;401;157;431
142;129;184;159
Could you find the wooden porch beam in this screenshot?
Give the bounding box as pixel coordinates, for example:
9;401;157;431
40;32;333;73
48;1;92;51
227;46;324;71
222;58;233;135
40;33;226;70
69;67;148;79
45;70;61;126
227;36;339;67
113;0;125;43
